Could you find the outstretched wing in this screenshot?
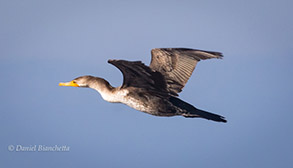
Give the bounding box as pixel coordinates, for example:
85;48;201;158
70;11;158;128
150;48;223;96
108;59;168;95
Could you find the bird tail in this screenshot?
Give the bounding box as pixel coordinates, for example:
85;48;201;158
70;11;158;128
182;108;227;123
169;97;227;123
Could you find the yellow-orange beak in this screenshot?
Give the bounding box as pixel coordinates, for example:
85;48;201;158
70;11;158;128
59;80;79;87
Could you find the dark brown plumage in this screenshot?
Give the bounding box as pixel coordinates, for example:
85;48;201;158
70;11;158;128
59;48;226;122
150;48;223;95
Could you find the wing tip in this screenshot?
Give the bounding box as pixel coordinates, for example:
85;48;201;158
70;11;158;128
108;59;114;64
151;48;224;59
212;51;224;58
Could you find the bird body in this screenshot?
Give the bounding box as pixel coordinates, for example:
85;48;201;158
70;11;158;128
59;48;227;122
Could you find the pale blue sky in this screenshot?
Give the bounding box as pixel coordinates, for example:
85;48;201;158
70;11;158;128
1;0;293;167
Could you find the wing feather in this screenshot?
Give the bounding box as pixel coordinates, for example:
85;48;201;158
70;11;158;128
150;48;223;96
108;59;168;96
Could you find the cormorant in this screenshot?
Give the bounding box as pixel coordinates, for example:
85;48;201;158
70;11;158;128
59;48;226;122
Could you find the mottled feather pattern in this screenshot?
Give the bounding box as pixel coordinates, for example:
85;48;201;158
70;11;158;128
150;48;223;95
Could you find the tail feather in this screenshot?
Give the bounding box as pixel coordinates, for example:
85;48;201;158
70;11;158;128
183;108;227;123
169;97;227;123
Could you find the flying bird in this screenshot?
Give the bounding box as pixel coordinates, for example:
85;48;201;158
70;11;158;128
59;48;226;122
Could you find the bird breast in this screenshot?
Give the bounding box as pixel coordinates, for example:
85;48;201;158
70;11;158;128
99;89;129;103
99;88;159;113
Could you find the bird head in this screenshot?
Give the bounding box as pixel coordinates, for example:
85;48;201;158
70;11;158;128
59;76;93;88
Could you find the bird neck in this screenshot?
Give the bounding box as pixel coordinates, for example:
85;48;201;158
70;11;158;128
88;80;121;103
